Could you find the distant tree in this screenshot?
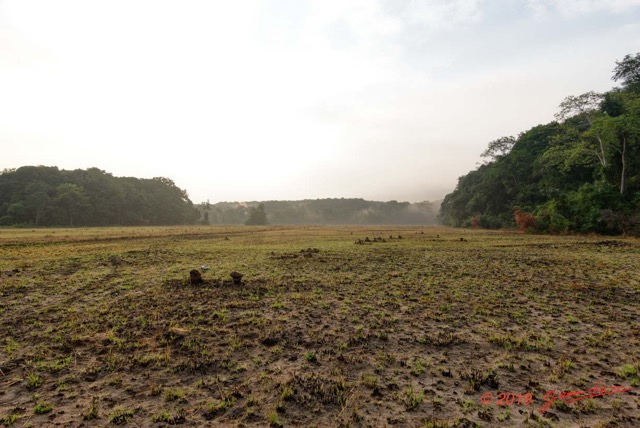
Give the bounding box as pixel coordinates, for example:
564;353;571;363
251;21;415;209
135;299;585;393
601;91;626;117
24;181;52;226
613;52;640;92
53;183;90;226
481;136;516;162
245;203;269;225
0;166;199;226
555;91;604;124
588;96;640;194
202;211;209;225
555;91;607;167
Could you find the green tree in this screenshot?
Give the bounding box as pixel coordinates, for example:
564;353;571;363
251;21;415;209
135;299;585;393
613;52;640;92
588;96;640;195
481;136;516;162
245;203;268;225
24;181;52;226
440;53;640;234
0;166;200;226
555;91;607;167
53;183;90;226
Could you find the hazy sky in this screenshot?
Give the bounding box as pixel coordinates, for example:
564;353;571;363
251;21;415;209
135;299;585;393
2;1;639;203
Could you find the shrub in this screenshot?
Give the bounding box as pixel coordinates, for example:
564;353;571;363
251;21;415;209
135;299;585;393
535;202;570;234
513;208;536;232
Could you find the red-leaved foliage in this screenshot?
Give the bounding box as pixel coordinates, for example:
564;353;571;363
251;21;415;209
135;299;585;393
514;208;536;232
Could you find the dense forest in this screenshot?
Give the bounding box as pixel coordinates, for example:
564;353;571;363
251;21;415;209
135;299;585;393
197;199;440;225
0;166;199;226
0;166;439;227
439;53;640;235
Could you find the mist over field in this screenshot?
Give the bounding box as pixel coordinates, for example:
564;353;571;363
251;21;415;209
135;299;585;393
197;199;441;226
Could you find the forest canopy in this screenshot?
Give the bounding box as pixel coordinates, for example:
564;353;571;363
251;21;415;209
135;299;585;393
197;199;440;226
0;166;199;226
0;166;440;227
439;53;640;235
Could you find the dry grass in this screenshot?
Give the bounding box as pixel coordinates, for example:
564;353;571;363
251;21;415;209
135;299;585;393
0;225;639;427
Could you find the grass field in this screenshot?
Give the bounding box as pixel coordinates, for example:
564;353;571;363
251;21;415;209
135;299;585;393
1;225;639;427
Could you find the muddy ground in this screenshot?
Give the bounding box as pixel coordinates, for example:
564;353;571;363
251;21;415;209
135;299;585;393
0;226;639;427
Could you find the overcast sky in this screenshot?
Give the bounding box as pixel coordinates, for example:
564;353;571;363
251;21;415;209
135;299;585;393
2;1;639;203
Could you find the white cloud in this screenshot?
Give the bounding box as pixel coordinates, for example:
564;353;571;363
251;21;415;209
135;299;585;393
527;0;640;17
398;0;484;30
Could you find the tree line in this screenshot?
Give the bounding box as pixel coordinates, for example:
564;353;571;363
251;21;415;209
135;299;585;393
439;53;640;235
0;166;199;226
198;198;440;225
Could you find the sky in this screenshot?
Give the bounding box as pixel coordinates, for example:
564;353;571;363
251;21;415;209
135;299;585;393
2;1;640;204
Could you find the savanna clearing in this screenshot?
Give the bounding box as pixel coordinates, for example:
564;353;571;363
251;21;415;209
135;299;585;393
0;226;639;427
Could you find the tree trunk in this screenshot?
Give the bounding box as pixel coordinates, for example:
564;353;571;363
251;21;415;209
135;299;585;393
586;116;607;167
620;137;627;195
596;135;607;167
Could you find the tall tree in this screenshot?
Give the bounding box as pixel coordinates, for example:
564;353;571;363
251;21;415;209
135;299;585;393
481;136;516;162
613;52;640;92
555;91;607;167
53;183;90;226
245;203;269;225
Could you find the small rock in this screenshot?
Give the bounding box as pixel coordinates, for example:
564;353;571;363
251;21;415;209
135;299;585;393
230;271;243;285
189;270;203;284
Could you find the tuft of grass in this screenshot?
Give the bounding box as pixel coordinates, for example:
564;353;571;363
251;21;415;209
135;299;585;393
411;359;426;376
152;409;185;424
565;315;579;324
461;398;475;414
83;397;99;420
268;410;282;427
488;332;553;351
109;406;135;425
165;388;187;403
575;398;598;414
33;402;53;415
423;420;451;428
554;400;572;412
617;363;639;379
26;373;43;390
281;386;294;401
0;414;20;426
497;408;511;422
362;373;378;389
404;386;424;410
4;338;18;354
